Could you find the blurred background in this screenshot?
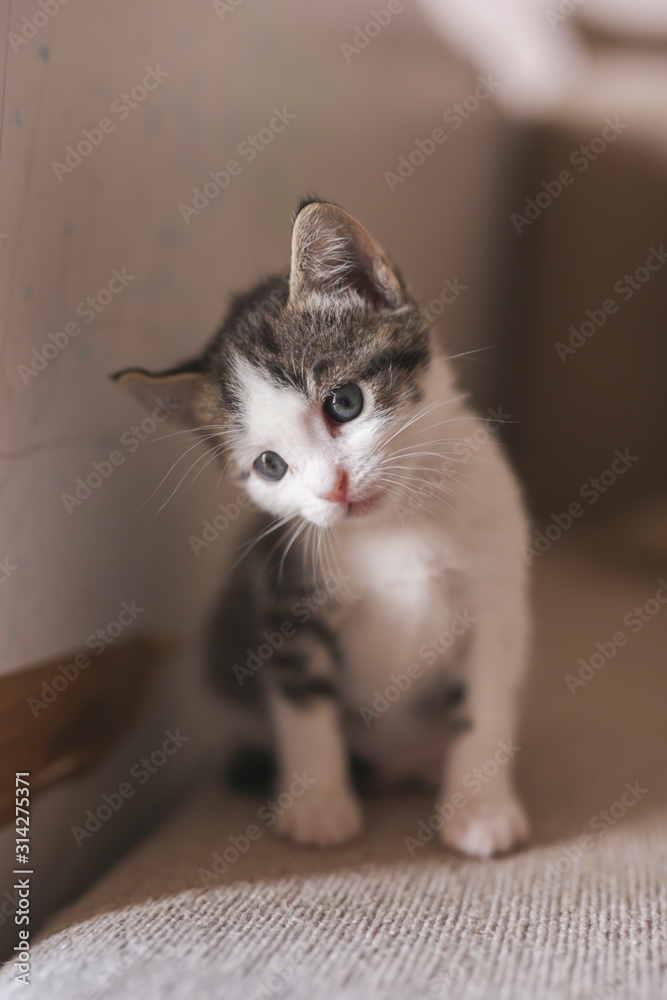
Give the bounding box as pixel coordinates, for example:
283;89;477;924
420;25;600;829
1;0;666;953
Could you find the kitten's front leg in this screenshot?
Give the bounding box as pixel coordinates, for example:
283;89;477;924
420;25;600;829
266;631;362;847
439;586;529;858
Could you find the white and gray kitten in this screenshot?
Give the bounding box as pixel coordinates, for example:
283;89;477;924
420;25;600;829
115;198;530;857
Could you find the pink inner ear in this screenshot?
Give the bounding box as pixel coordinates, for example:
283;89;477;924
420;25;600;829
291;202;404;310
343;261;396;311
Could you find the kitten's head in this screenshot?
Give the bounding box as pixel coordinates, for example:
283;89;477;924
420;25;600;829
114;199;435;527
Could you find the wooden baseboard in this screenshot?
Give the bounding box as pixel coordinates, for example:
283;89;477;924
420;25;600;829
0;635;172;827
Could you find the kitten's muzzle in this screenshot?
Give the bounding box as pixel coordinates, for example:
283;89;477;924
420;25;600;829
346;490;384;518
317;469;349;505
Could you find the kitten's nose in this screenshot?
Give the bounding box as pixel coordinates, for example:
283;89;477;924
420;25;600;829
320;470;348;504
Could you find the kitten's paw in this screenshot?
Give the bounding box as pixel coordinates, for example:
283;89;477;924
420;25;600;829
274;787;363;847
440;797;528;858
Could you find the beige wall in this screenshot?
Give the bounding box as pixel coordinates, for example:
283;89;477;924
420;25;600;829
0;0;513;943
0;0;511;675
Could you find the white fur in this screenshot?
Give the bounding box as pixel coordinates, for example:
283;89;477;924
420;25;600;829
235;352;530;855
235;355;392;528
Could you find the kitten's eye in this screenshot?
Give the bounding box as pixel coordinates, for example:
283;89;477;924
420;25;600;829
323;383;363;423
254;451;288;481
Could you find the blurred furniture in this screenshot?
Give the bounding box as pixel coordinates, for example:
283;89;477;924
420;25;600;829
0;0;516;953
3;531;666;1000
2;0;667;996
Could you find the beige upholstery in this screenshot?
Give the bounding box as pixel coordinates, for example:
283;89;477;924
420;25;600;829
4;530;666;999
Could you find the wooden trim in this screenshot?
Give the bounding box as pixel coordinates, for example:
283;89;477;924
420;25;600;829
0;635;172;827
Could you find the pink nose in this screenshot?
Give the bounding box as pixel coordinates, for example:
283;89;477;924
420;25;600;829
320;470;348;504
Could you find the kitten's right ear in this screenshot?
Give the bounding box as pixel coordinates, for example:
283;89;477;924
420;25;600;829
111;363;207;428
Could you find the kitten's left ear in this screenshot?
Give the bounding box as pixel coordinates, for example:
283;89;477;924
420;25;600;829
111;363;207;428
289;200;409;310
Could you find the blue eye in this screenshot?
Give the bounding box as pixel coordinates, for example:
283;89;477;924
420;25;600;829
323;383;363;423
254;451;287;481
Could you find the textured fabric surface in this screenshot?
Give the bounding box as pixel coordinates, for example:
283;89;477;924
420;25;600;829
4;535;667;999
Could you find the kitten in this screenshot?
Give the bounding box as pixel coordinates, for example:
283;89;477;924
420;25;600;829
114;198;530;857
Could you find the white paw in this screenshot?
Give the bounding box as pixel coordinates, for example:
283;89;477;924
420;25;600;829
440;797;529;858
274;788;363;847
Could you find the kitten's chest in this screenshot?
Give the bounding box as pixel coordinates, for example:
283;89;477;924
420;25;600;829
334;522;469;692
323;522;471;779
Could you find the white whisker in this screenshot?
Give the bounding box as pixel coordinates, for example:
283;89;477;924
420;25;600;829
278;518;308;584
141;431;227;508
154;439;229;514
144;424;234;445
231;513;295;571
